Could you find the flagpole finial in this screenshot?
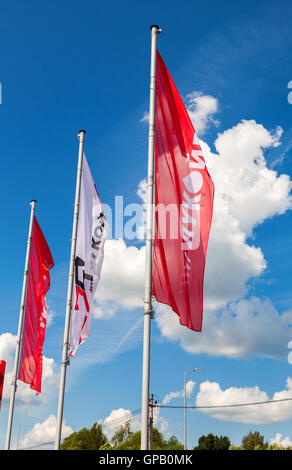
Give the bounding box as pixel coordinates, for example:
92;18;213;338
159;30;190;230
150;24;162;34
30;200;37;205
78;130;86;141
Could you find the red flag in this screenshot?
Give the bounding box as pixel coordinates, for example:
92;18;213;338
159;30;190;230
152;51;214;331
18;217;54;393
0;360;6;411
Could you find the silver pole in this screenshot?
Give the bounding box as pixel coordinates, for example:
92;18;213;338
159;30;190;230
183;370;188;450
140;24;161;451
184;368;204;450
16;413;32;450
55;130;86;450
5;200;37;450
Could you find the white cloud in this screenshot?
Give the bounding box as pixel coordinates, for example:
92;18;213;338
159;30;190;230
102;406;168;440
195;378;292;424
93;239;145;319
20;414;73;450
186;91;220;135
46;306;55;328
140;90;219;136
102;408;141;440
139;111;149;123
205;120;290;235
96;100;292;361
0;333;57;409
0;332;16;370
198;119;291;309
156;118;292;358
156;297;292;360
136;179;147;240
162;380;196;405
270;433;292;448
153;406;169;436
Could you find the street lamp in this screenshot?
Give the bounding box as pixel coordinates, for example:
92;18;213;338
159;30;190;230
184;368;203;450
16;413;33;449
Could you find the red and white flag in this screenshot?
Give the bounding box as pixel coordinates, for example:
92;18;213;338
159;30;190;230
18;218;54;393
0;360;6;411
152;51;214;332
69;155;108;357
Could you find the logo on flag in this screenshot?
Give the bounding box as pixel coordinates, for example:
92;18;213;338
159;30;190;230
18;218;54;394
152;51;214;332
69;155;108;357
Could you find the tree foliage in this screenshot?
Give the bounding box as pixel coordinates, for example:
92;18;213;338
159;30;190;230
241;431;268;450
110;419;133;447
61;422;107;450
194;433;230;450
100;427;184;450
60;419;291;451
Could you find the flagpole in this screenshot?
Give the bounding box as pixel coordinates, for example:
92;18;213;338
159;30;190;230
55;130;86;450
5;200;37;450
140;24;161;451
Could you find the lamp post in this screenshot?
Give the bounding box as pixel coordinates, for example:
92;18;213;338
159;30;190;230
184;368;203;450
16;413;33;449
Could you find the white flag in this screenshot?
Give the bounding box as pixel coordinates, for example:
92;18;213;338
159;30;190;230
69;154;108;357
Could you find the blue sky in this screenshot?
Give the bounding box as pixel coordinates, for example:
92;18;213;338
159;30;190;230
0;0;292;450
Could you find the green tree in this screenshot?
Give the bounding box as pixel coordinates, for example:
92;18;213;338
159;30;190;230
110;419;132;447
241;431;268;450
194;433;230;450
89;423;108;449
268;443;292;450
165;435;184;450
61;427;91;450
61;423;107;450
112;431;141;450
100;427;184;450
229;444;243;450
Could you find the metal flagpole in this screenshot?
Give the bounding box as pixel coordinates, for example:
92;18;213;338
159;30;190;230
140;24;161;451
184;368;203;449
55;130;86;450
5;200;37;450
